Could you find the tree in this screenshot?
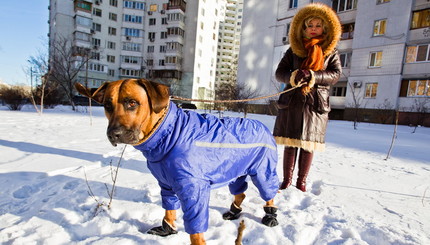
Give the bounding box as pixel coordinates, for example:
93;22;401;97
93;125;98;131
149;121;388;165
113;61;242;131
27;43;50;114
410;98;430;133
48;36;93;110
215;57;261;117
347;82;366;130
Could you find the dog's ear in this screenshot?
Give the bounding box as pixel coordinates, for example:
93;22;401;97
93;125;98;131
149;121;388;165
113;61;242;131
74;83;92;98
74;82;109;104
91;82;109;104
138;79;170;113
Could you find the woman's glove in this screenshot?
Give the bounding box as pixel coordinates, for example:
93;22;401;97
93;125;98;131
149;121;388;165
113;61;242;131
295;69;311;83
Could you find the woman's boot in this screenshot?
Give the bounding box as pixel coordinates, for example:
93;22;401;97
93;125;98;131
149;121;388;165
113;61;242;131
279;147;297;189
296;149;313;192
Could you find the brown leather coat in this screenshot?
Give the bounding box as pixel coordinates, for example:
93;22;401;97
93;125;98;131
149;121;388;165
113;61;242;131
273;48;342;152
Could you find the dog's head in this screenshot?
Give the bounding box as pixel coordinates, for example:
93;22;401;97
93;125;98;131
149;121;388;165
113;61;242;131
75;79;170;146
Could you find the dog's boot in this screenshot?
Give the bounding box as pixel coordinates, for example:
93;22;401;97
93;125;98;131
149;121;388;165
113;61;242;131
147;219;178;237
262;207;279;227
222;202;242;220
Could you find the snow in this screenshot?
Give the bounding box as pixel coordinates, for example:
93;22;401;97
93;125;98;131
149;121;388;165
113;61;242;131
1;104;429;245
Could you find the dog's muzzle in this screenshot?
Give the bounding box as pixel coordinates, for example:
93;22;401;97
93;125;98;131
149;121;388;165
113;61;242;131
107;126;140;146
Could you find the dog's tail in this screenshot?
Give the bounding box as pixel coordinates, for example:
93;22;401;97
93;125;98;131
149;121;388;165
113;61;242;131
235;220;246;245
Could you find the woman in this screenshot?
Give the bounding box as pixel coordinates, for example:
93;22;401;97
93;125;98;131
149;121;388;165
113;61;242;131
274;3;342;192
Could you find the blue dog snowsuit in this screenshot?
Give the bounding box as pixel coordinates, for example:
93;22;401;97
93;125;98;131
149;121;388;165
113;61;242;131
134;102;279;234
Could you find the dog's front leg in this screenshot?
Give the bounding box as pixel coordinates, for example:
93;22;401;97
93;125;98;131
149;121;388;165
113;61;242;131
190;233;205;245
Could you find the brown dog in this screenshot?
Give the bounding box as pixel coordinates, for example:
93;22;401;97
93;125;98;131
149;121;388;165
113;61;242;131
75;79;279;245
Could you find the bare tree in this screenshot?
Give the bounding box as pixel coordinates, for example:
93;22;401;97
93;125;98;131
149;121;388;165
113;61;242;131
26;44;50;114
410;98;430;133
375;99;395;124
347;82;366;130
49;36;93;110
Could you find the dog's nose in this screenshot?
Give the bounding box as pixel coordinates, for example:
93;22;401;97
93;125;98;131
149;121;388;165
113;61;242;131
107;128;122;146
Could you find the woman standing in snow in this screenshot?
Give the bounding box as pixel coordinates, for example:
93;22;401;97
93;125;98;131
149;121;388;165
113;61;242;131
274;3;342;192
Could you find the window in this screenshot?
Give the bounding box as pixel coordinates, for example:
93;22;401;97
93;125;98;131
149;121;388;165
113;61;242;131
150;4;158;12
365;83;378;98
108;27;116;35
289;0;298;9
331;86;346;97
377;0;390;4
167;27;185;37
124;1;145;10
373;19;386;36
124;14;143;23
123;42;141;52
107;55;116;63
92;23;101;32
147;59;154;66
92;38;101;47
159;59;165;66
339;52;352;68
148;32;156;40
341;23;354;40
93;8;102;17
120;69;142;77
124;28;141;37
149;18;156;25
109;0;118;7
75;32;91;42
369;51;382;67
406;44;430;63
76;16;92;28
76;0;91;11
109;13;117;21
161;32;167;39
411;9;430;29
108;69;115;77
407;80;430;97
121;56;142;64
147;45;154;53
88;63;106;73
107;41;116;50
162;18;168;25
332;0;357;12
160;45;166;53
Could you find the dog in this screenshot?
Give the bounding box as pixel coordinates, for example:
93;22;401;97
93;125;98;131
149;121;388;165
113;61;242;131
75;79;279;245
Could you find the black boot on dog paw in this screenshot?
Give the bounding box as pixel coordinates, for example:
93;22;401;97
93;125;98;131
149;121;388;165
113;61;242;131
147;219;178;237
222;202;242;220
262;207;279;227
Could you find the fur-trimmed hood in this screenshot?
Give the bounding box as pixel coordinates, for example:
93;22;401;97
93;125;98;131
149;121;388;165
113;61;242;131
289;3;342;58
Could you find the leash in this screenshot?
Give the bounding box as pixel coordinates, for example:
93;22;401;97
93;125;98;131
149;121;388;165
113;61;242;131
170;82;304;103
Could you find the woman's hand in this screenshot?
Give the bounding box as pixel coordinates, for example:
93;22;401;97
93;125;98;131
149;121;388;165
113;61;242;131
295;69;311;83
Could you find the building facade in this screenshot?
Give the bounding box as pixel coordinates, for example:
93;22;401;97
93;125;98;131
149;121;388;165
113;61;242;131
48;0;229;103
238;0;430;126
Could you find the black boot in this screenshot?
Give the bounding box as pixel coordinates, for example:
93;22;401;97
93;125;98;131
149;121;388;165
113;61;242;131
262;207;278;227
147;219;178;237
222;202;242;220
279;147;297;189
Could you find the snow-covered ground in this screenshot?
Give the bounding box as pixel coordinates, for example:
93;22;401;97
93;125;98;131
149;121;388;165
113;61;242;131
1;105;429;245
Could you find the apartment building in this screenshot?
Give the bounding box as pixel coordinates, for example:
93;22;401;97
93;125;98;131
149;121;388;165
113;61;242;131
238;0;430;126
48;0;227;103
215;0;243;84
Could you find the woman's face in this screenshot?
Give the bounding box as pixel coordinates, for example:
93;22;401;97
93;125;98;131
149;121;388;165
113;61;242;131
304;18;324;38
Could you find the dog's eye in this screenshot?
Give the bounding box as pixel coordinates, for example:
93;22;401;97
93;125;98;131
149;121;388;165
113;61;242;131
126;100;139;110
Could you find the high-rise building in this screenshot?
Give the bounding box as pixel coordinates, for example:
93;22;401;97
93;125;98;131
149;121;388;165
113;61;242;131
238;0;430;125
48;0;228;103
215;0;243;84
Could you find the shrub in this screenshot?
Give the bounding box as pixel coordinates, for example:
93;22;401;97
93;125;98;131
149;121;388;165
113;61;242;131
0;85;30;110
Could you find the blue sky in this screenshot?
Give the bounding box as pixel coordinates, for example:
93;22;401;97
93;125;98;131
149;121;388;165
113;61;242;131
0;1;49;85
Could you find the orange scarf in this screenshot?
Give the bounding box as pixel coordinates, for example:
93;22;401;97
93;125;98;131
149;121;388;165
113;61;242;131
301;36;325;95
